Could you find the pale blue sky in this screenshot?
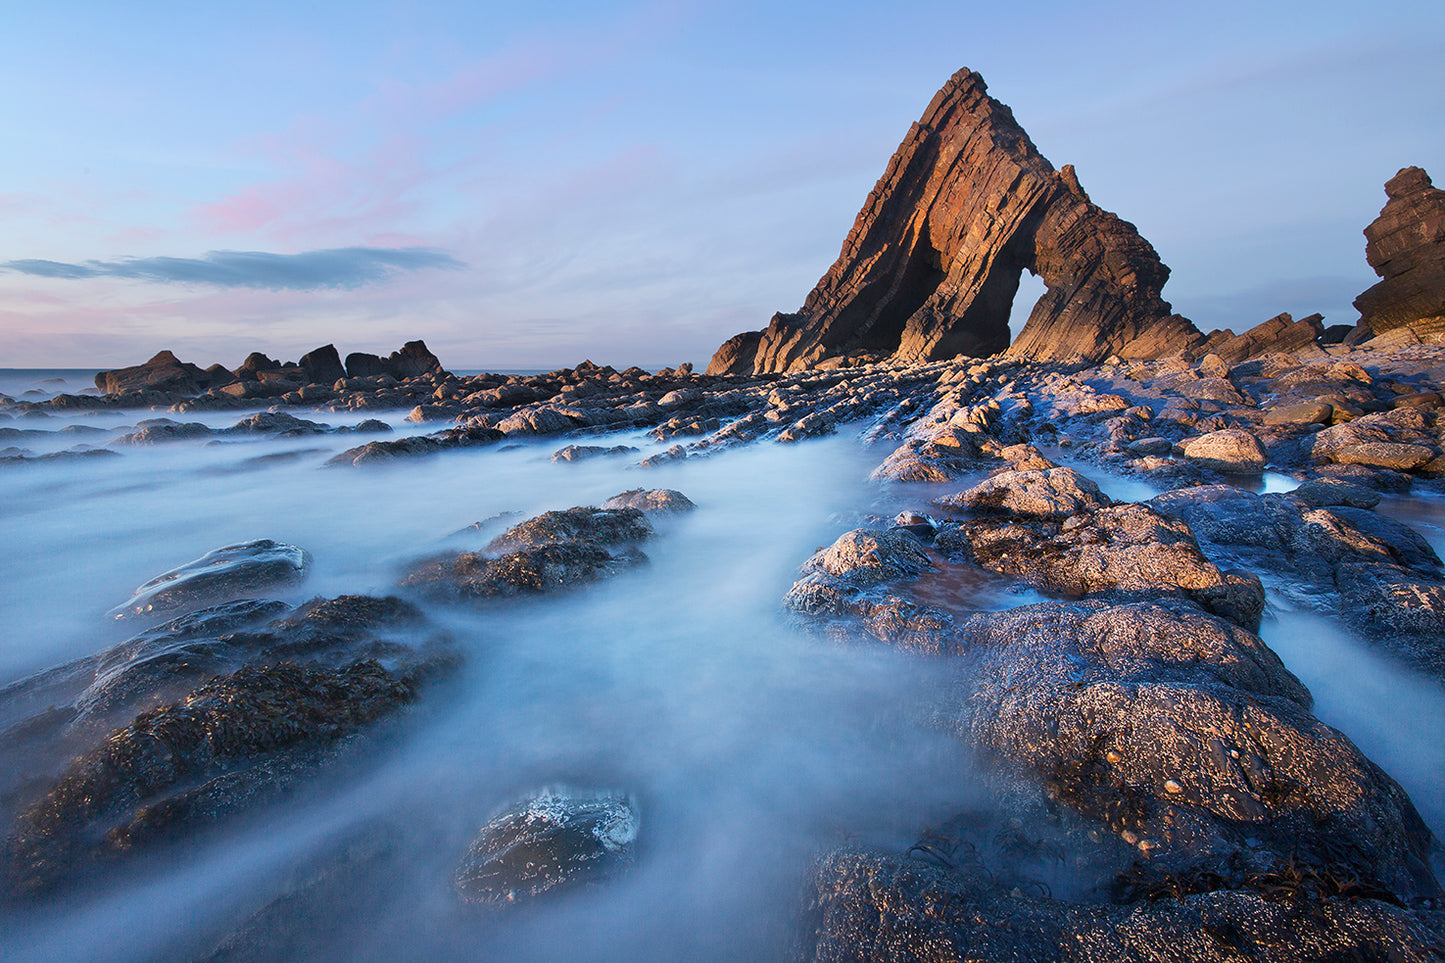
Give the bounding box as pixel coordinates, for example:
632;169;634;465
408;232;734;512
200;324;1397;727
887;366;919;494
1;0;1441;368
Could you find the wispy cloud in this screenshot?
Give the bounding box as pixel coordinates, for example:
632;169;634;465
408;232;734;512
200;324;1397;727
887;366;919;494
1;246;465;290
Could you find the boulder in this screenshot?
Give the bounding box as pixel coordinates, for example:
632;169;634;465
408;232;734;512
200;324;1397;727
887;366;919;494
399;543;646;600
236;351;281;377
707;68;1203;375
454;787;639;906
384;339;444;379
343;352;387;378
109;540;311;621
952;600;1438;900
801;529;933;586
938;504;1265;630
937;466;1112;519
297;344;346;385
1179;428;1267;473
550;444;639;463
600;489;697;513
485;507;652;553
1354;166;1445;334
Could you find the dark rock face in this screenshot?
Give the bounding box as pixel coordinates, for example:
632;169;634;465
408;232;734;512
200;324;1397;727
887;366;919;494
1355;167;1445;335
707;68;1203;375
94;350;217;395
345;340;445;380
297;344;346;385
108;540;311;621
454;787;639;906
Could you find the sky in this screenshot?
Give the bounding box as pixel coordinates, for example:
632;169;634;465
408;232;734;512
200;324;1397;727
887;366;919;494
1;0;1442;370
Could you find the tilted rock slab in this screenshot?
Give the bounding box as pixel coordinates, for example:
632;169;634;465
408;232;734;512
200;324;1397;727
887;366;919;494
1355;166;1445;336
708;68;1203;375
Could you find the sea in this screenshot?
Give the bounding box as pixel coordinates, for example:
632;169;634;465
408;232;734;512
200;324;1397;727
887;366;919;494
1;367;1442;961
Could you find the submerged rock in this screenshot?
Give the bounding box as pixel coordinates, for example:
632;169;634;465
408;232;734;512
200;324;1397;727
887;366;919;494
454;786;639;907
3;659;424;898
400;543;646;600
486;507;652;553
400;505;653;601
109;540;311;621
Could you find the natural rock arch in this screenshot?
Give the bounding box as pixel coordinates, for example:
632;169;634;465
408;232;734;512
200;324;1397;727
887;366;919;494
707;69;1204;376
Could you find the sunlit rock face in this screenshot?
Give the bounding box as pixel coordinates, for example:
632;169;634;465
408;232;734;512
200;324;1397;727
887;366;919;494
707;68;1203;375
1354;166;1445;336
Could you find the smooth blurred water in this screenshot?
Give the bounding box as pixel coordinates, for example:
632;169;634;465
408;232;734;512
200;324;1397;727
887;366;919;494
2;401;1442;961
0;406;986;962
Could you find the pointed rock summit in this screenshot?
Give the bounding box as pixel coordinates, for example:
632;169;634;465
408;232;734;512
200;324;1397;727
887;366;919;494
1354;166;1445;337
708;68;1203;375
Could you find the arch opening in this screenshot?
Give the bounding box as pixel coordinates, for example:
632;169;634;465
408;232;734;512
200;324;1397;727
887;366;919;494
1008;271;1049;345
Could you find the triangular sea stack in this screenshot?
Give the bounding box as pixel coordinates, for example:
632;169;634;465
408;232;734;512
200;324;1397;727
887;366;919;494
708;68;1204;375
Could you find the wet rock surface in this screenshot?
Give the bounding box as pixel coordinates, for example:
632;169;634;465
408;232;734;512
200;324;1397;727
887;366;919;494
0;594;453;899
804;849;1445;963
398;504;658;600
454;786;639;906
109;540;312;621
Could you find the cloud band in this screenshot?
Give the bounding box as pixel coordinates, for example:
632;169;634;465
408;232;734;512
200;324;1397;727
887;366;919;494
1;246;465;290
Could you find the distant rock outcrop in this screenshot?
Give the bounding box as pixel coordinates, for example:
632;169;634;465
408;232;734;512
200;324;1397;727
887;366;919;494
93;350;223;395
345;340;445;380
707;68;1203;375
1355;167;1445;336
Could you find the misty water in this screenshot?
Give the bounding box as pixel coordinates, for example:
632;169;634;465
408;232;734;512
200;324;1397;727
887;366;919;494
2;370;1444;961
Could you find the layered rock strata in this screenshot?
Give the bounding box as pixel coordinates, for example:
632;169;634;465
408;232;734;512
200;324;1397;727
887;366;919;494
1355;167;1445;335
708;68;1203;375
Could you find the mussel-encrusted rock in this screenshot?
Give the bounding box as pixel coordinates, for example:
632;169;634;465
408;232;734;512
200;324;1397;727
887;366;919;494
4;659;421;898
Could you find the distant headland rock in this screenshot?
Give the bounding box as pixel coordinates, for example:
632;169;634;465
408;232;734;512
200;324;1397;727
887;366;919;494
707;68;1206;376
93;340;446;403
1355;166;1445;339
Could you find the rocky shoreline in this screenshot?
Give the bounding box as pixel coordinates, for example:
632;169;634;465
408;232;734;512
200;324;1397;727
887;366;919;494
3;327;1444;959
5;64;1445;961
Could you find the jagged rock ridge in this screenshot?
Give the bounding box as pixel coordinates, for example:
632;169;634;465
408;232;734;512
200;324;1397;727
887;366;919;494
1355;166;1445;337
708;68;1204;375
